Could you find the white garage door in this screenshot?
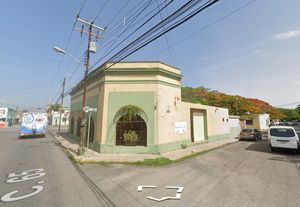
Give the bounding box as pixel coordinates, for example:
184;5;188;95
193;112;205;142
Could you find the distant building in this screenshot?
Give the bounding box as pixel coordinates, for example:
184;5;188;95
69;61;231;154
0;107;20;128
228;116;241;138
48;108;70;126
240;113;270;131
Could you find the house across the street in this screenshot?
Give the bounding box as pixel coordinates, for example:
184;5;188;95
240;113;270;131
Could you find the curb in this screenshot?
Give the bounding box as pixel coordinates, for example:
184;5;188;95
48;130;239;165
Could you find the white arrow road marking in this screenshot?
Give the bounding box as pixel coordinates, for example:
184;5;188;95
0;186;43;202
146;186;184;202
137;185;157;192
147;196;169;202
166;186;184;193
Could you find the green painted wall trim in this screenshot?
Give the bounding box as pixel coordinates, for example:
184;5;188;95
70;66;181;95
208;133;230;143
229;127;240;138
102;68;182;80
98;139;192;154
71;101;82;111
100;144;155;154
106;91;155;147
71;79;180;100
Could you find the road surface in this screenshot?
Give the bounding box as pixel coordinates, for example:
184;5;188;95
1;126;300;207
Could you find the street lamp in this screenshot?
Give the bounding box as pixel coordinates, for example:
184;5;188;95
53;46;83;66
53;46;87;155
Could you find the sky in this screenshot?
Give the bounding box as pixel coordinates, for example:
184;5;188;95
0;0;300;111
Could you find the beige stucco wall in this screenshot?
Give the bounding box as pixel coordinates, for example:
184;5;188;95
106;62;180;74
180;102;229;137
155;84;182;144
155;99;230;144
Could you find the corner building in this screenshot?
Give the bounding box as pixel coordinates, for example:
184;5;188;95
69;61;230;154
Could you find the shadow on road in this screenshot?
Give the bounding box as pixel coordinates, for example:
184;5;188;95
244;139;300;155
244;139;270;153
18;135;46;139
267;155;300;164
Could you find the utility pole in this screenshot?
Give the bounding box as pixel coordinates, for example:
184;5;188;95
75;15;105;155
58;77;66;134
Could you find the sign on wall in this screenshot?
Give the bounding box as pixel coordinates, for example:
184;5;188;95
175;122;187;134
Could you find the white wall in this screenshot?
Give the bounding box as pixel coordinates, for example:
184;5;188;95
229;116;241;138
259;114;270;130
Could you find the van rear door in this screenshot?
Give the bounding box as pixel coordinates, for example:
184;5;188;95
269;127;299;149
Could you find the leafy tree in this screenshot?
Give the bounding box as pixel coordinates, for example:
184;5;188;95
47;104;61;112
277;108;300;121
295;104;300;116
181;86;284;119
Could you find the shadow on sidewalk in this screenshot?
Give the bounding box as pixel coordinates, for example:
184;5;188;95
58;132;79;145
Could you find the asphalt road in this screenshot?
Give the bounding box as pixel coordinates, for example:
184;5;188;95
79;126;300;207
1;126;300;207
0;127;102;207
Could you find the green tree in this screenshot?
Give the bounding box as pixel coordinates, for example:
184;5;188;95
295;104;300;117
47;104;61;112
277;108;300;121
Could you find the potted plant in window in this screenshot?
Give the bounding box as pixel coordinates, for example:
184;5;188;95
123;130;139;146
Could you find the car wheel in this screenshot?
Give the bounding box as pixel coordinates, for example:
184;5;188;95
255;136;258;141
270;145;275;152
296;148;300;154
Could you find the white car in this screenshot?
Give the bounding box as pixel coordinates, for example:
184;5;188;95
268;126;299;153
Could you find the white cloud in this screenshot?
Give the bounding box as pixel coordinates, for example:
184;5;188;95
274;30;300;40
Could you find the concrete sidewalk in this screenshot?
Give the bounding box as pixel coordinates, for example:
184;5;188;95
48;126;239;163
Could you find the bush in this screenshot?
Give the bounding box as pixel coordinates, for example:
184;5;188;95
123;130;139;145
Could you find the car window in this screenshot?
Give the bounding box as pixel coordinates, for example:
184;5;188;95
270;128;295;137
254;129;259;133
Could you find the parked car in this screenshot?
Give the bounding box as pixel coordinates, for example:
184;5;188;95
268;126;300;153
239;128;262;141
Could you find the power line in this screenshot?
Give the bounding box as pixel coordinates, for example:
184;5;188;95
275;101;300;108
0;51;66;63
0;81;61;94
63;0;220;99
147;0;258;59
107;0;207;62
78;0;87;15
47;1;87;105
91;0;173;69
104;0;131;29
98;0;160;50
156;0;177;65
106;0;219;65
0;29;41;55
93;0;110;22
102;0;151;38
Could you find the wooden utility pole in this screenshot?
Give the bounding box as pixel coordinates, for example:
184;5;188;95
58;77;66;134
75;16;105;155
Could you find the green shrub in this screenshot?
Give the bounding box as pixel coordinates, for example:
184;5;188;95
123;130;139;145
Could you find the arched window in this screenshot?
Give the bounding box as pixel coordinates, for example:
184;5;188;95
76;118;81;137
116;114;147;146
70;117;74;134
